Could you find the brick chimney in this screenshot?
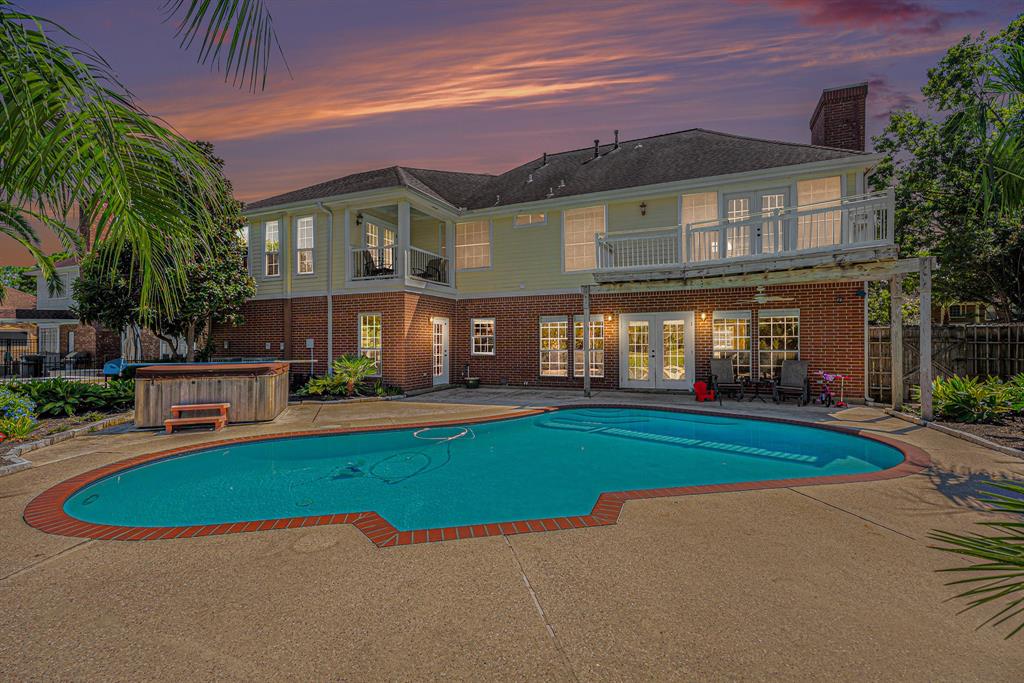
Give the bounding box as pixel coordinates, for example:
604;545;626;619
809;83;868;151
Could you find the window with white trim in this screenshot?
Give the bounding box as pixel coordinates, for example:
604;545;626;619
539;317;568;377
359;313;382;375
296;216;314;274
796;176;841;249
573;316;604;378
456;221;491;270
563;206;605;271
470;318;496;355
365;222;395;269
264;220;280;277
757;309;799;379
682;192;719;261
238;225;250;272
514;212;546;227
712;310;752;379
38;327;58;355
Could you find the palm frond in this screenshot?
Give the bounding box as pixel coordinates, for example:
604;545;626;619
0;3;227;313
929;482;1024;638
161;0;288;92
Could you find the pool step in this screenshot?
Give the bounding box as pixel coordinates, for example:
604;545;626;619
537;417;818;464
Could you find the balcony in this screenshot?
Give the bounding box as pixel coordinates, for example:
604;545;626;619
594;190;895;282
350;246;451;286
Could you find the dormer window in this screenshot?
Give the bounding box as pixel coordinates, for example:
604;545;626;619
514;212;546;227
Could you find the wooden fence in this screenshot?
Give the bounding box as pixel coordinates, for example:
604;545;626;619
868;324;1024;402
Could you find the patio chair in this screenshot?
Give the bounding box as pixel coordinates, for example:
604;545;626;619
362;250;393;277
773;360;810;406
709;358;744;405
412;258;444;283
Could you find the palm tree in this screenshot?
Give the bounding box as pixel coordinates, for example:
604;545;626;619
332;355;380;397
0;1;283;309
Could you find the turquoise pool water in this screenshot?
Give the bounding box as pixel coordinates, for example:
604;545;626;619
63;408;903;531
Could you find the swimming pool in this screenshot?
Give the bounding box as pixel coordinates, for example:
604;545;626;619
27;407;925;545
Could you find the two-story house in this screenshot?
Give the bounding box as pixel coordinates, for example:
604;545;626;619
213;84;916;401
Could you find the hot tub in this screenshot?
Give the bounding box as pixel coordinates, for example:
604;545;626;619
134;362;289;428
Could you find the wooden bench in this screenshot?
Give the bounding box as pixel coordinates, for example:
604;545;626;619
164;403;231;434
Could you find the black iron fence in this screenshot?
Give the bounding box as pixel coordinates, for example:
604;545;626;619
0;338;110;382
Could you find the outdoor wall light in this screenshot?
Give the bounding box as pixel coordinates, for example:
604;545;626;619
605;314;612;322
639;201;647;216
700;311;708;322
855;289;867;298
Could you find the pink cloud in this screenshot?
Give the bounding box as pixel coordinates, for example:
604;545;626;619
746;0;976;35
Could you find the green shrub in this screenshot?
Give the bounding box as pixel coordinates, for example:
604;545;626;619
9;378;134;417
0;415;36;439
931;375;1016;423
0;385;37;438
296;355;380;398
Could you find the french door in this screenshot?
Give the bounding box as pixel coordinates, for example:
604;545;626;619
431;317;450;386
618;312;695;390
723;188;790;256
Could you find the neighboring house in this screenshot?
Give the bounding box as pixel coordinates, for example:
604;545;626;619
933;302;999;325
213;83;905;400
0;275;80;368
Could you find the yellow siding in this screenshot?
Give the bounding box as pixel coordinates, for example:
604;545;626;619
607;195;677;232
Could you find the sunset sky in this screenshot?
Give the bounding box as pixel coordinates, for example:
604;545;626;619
3;0;1020;265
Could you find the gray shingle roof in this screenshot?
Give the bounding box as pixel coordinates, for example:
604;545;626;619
245;128;868;213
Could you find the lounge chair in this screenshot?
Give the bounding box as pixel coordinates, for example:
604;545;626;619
361;250;393;277
709;358;744;405
773;360;810;405
412;257;445;283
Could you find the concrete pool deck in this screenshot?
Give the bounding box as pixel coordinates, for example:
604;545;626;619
2;388;1024;679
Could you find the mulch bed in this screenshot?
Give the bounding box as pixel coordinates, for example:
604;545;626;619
936;416;1024;452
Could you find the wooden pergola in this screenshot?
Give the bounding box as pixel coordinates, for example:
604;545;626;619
584;256;937;418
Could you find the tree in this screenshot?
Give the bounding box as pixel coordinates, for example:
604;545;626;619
870;17;1024;321
75;143;256;361
1;1;281;309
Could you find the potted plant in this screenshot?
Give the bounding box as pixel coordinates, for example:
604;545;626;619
463;363;480;389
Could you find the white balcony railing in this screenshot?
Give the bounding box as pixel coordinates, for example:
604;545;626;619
595;190;895;274
351;246;396;279
350;245;452;286
407;246;450;285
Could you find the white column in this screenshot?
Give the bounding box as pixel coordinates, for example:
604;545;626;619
919;258;933;420
889;275;904;411
582;285;591;398
342;207;352;283
445;219;456;286
397;201;411;279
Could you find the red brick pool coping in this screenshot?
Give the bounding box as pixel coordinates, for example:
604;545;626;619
24;404;932;547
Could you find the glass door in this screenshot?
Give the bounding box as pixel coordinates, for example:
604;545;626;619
619;312;695;390
431;317;449;385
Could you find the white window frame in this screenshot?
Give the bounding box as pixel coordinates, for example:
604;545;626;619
295;216;315;275
238;225;250;273
562;205;606;272
796;176;842;250
572;315;604;378
539;316;569;377
364;221;396;269
455;220;492;271
757;308;800;380
470;317;496;356
712;310;752;379
358;312;383;377
264;220;280;278
514;212;547;228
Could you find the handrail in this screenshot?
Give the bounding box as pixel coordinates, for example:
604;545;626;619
594;189;895;272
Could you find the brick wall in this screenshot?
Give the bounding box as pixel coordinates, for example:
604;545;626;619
809;84;868;151
211;282;866;398
455;282;866;398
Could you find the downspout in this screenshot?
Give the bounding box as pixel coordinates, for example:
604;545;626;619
318;202;334;375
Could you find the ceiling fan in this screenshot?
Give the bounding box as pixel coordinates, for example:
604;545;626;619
742;286;794;305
